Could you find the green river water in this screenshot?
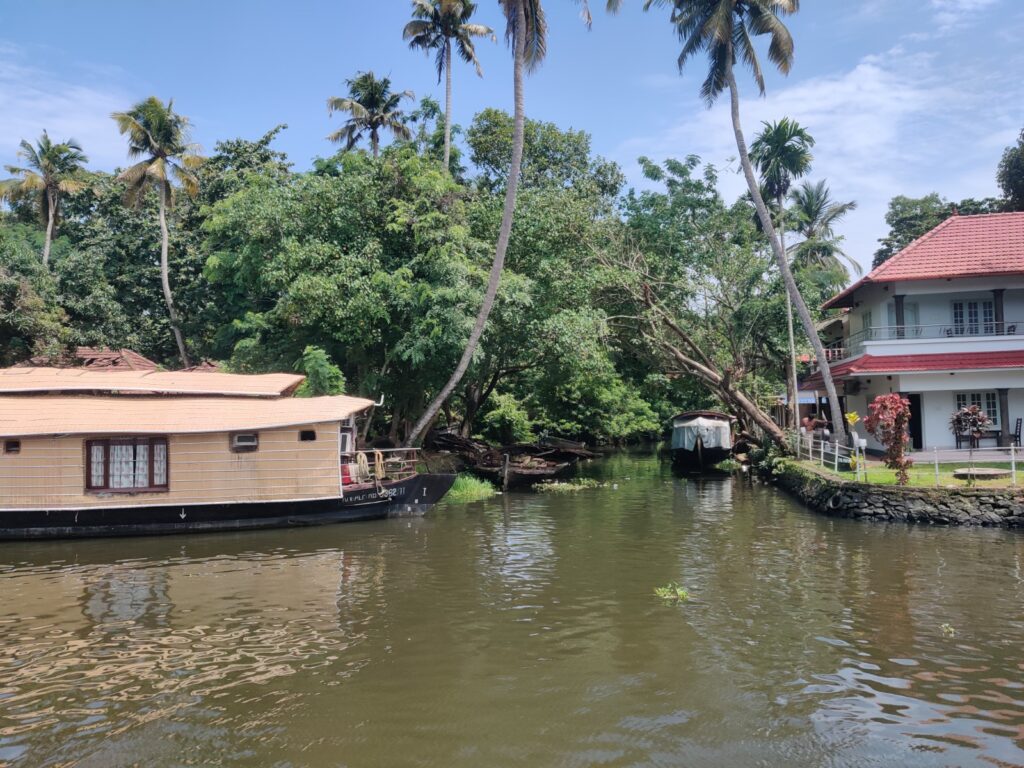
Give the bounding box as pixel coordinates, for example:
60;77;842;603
1;453;1022;767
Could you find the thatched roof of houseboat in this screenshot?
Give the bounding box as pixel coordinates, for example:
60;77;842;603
0;394;374;437
0;367;305;398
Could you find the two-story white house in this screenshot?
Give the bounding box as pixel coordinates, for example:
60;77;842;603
805;211;1024;451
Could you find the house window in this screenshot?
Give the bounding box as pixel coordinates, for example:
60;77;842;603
955;392;999;427
299;430;317;442
86;437;168;492
4;440;20;454
952;300;994;335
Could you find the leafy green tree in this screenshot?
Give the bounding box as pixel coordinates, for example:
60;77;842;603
404;0;535;446
467;107;624;195
0;225;68;364
112;97;204;367
750;118;813;429
327;72;415;158
1;132;89;267
403;0;494;172
997;128;1024;211
872;193;947;267
203;148;487;441
643;0;847;442
612;155;789;445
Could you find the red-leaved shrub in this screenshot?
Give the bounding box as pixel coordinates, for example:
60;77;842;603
864;394;913;485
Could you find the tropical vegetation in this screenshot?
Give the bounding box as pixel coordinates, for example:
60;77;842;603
4;1;1020;453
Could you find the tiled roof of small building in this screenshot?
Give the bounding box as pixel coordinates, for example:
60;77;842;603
0;367;306;398
823;211;1024;309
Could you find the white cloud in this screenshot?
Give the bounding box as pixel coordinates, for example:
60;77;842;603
0;45;132;173
931;0;999;31
615;40;1021;274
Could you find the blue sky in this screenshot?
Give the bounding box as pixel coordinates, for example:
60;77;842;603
1;0;1022;272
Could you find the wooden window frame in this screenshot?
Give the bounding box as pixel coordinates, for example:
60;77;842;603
85;437;169;493
299;429;317;442
3;440;20;455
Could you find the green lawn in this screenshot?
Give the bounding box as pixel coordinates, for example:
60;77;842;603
808;461;1019;488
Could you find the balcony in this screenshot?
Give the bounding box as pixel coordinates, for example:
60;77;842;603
823;321;1023;363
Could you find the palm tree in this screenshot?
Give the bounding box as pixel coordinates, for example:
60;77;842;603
111;97;203;368
750;118;814;430
327;72;414;158
0;132;88;267
788;180;858;280
405;0;546;447
403;0;495;172
644;0;848;442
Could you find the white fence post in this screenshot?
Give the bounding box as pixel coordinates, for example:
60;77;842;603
833;441;840;473
1012;444;1017;487
933;447;939;487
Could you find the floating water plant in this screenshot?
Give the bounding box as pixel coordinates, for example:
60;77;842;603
444;474;497;503
654;582;690;602
940;623;956;637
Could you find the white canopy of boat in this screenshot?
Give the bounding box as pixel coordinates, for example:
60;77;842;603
671;416;732;451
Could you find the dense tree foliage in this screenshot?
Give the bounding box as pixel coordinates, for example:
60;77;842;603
998;128;1024;212
1;106;808;446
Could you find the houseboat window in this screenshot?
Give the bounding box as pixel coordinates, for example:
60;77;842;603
86;437;168;491
230;433;259;452
4;440;20;454
339;429;354;454
299;430;317;442
955;392;999;426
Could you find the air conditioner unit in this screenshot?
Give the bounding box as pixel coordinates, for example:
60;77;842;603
230;433;259;452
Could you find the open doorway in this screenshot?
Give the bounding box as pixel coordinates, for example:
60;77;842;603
905;393;923;451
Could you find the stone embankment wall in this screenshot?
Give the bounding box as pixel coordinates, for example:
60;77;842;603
772;460;1024;527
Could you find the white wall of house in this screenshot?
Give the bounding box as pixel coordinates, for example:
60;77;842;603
844;371;1024;451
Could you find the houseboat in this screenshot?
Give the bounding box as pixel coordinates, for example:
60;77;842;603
0;367;454;540
669;411;735;470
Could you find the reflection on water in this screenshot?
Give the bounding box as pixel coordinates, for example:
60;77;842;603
1;453;1022;767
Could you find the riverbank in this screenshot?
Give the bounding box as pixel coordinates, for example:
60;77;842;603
769;458;1024;527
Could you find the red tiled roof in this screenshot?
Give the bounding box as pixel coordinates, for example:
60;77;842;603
17;347;159;371
823;212;1024;309
803;350;1024;388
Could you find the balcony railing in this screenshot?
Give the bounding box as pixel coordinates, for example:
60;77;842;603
823;321;1023;362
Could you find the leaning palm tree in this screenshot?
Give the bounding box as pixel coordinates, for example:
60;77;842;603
403;0;495;171
644;0;848;442
788;180;858;277
750;118;814;430
327;72;414;158
111;97;203;368
0;132;88;267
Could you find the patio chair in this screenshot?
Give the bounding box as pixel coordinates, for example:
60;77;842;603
1013;418;1022;448
1006;324;1017;335
954;430;977;450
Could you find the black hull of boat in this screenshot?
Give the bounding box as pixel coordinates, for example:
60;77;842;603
670;447;732;471
0;474;456;541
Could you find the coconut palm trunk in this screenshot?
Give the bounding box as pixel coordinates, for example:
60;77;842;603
444;45;453;171
158;185;191;368
42;190;56;268
726;64;846;441
405;0;527;447
777;195;799;430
